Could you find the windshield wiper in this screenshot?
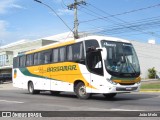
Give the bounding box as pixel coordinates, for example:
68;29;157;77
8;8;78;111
125;56;137;75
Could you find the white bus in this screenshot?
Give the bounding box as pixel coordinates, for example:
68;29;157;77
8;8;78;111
13;35;141;99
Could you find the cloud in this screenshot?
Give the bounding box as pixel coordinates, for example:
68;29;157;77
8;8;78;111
0;0;25;14
10;4;26;9
57;9;73;16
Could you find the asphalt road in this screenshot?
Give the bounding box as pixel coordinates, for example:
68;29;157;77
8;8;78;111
0;83;160;120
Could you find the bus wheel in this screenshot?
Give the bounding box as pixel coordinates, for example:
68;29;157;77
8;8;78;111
75;82;91;99
103;93;117;99
28;82;40;94
50;91;60;96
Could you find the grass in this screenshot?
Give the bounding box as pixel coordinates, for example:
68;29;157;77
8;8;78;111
140;81;160;89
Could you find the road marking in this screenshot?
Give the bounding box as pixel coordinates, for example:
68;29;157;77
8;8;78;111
0;100;24;104
110;108;144;111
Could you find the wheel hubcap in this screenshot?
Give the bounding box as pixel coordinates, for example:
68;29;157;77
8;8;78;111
79;86;86;96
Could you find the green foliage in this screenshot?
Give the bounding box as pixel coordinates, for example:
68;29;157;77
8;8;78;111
148;67;156;79
141;83;160;89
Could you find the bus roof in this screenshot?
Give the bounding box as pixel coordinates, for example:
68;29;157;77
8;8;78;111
24;35;131;55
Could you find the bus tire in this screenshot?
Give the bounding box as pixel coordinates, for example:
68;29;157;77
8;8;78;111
75;82;91;99
50;91;60;96
28;82;40;94
103;93;117;99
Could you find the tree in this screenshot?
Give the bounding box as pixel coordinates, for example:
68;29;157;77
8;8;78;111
148;67;156;79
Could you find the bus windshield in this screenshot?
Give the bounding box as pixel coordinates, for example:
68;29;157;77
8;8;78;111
101;40;140;77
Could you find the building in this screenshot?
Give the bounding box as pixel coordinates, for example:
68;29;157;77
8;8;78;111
0;33;160;79
0;39;55;75
131;40;160;79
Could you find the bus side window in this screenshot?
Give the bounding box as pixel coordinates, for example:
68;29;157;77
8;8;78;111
59;47;66;62
19;55;26;67
67;45;73;61
86;51;103;76
38;52;43;65
13;57;19;68
85;40;103;75
85;40;99;53
26;54;33;66
33;53;38;65
43;50;52;64
67;42;84;64
72;43;84;61
52;48;59;63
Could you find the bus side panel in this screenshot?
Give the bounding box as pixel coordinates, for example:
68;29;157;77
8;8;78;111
78;63;112;93
27;65;48;90
90;73;111;93
48;63;92;92
78;64;91;93
13;68;28;89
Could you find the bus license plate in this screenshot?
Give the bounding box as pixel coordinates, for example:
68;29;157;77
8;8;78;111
126;87;132;91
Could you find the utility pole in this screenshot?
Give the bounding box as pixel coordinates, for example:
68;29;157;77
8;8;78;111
67;0;86;39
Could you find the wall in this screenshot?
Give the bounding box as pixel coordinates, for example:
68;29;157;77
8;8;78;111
131;41;160;79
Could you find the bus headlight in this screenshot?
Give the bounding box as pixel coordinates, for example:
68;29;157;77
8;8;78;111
107;79;117;85
136;81;141;84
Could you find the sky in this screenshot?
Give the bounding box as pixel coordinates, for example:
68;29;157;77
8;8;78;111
0;0;160;45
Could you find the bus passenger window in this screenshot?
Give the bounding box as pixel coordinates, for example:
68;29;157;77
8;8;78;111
34;53;38;65
44;51;51;64
67;45;73;61
19;55;26;67
72;43;84;60
37;52;44;64
67;42;84;62
26;54;33;66
59;47;66;62
13;57;19;68
52;49;59;62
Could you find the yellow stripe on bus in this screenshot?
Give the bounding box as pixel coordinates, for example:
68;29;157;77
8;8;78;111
113;76;141;83
26;40;75;54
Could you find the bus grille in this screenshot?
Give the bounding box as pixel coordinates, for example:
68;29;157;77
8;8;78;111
119;83;135;85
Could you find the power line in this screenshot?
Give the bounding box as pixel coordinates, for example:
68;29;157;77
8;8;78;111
79;3;160;38
99;16;160;29
79;4;160;33
94;18;160;37
80;3;160;23
62;0;67;7
34;0;74;36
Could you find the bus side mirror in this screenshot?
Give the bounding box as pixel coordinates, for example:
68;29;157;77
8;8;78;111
96;47;107;60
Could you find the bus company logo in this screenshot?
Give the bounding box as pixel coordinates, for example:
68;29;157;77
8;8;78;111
47;65;77;72
38;67;46;73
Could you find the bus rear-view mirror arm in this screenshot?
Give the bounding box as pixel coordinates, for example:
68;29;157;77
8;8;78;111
96;47;107;60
